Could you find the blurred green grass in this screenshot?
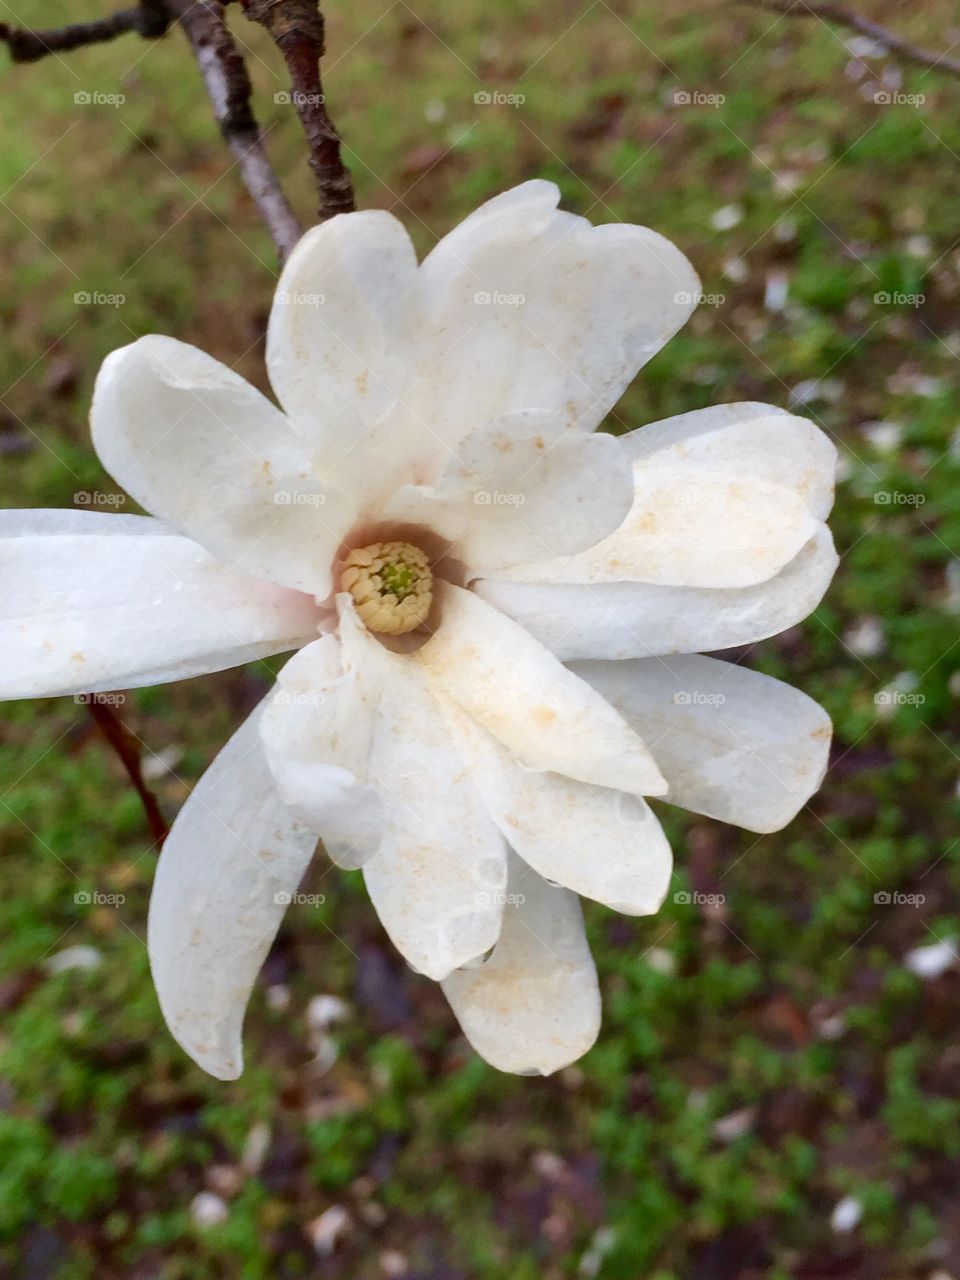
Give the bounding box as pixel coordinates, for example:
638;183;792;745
1;1;960;1276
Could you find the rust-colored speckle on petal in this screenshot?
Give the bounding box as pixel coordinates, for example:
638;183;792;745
532;706;557;727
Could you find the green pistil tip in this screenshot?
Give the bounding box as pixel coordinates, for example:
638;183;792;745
379;561;418;599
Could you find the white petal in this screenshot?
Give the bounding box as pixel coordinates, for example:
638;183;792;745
341;604;507;980
499;465;820;589
572;654;832;833
0;510;321;698
440;702;672;915
474;526;838;660
382;409;634;571
266;210;422;494
91;336;352;596
418;180;700;437
442;853;601;1075
148;704;318;1080
624;402;837;519
415;584;666;795
259;635;384;869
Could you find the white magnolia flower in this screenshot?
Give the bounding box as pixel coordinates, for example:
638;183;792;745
1;182;837;1079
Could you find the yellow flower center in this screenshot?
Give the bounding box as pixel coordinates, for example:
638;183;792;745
341;540;433;635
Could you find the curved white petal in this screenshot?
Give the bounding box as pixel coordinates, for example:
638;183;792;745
498;465;819;589
382;410;634;571
415;583;666;795
440;701;672;915
259;635;384;869
91;336;353;596
340;603;507;980
474;526;838;661
623;402;837;519
0;509;321;698
573;654;832;833
148;704;319;1080
417;180;700;438
442;852;601;1075
418;180;560;264
266;210;424;505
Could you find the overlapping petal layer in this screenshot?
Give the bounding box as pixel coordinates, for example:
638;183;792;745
623;401;836;519
266;210;425;508
259;632;384;869
148;705;318;1081
355;614;509;981
418;180;701;438
496;466;819;589
474;526;838;661
91;336;353;596
416;583;667;795
0;510;321;698
573;654;832;833
381;409;634;570
442;852;601;1076
438;700;673;915
264;181;700;510
473;399;837;660
267;210;421;439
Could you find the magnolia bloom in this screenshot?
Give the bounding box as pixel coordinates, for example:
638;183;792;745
1;182;837;1079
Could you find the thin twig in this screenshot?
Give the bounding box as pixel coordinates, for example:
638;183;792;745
85;701;170;847
746;0;960;79
1;0;303;261
0;4;170;63
167;0;303;259
242;0;355;220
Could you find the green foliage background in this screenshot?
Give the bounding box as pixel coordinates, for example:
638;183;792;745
0;1;959;1276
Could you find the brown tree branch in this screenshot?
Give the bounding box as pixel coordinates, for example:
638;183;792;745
242;0;355;220
0;4;170;63
745;0;960;79
167;0;303;259
1;0;303;261
85;700;170;847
